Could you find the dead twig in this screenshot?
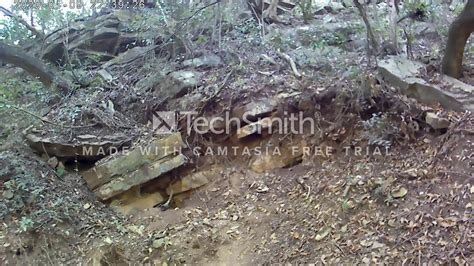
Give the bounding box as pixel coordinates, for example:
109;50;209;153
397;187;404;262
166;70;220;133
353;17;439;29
454;129;474;135
276;51;302;78
261;54;278;65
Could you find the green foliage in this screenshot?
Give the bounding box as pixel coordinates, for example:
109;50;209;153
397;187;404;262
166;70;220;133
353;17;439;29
19;217;35;232
0;79;23;101
324;31;349;47
1;3;86;44
236;18;260;35
0;18;31;44
0;75;43;102
341;200;351;210
296;0;313;24
405;1;429;12
56;166;66;177
403;1;432;21
452;2;466;16
232;18;262;46
196;35;209;45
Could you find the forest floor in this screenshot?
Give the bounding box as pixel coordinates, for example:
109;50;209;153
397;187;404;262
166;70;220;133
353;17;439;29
0;3;473;265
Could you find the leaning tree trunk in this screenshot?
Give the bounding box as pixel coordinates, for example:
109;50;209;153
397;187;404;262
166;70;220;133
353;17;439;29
0;42;70;94
441;0;474;78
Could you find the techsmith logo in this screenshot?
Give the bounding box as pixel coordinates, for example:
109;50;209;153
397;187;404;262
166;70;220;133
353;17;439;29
152;110;318;136
152;111;197;134
152;111;178;134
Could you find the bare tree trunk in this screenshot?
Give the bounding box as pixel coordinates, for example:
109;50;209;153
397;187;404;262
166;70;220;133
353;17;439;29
353;0;378;51
389;0;398;50
218;1;223;47
353;0;379;66
441;0;474;78
0;42;70;94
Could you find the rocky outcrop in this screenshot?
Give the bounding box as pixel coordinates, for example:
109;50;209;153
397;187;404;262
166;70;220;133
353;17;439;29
378;56;474;111
25;133;131;161
81;133;186;200
42;10;135;64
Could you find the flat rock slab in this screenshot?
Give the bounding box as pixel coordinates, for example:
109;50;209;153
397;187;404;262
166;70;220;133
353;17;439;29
95;154;187;200
182;54;222;68
236;117;275;138
136;70;200;99
378;56;474;112
82;133;184;189
25;133;131;161
425;112;450;129
42;10;135;64
232;99;277;122
102;46;154;68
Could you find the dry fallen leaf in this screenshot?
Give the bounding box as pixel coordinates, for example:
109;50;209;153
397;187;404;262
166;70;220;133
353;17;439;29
315;227;331;241
437;217;458;228
360;239;372;247
392;187;408;198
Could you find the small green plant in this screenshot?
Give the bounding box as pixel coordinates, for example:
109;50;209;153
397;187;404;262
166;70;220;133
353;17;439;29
56;165;65;177
196;35;209;45
3;180;15;190
341;200;351;210
311;31;349;49
19;217;34;232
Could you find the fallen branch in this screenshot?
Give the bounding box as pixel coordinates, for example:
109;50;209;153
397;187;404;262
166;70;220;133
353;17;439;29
261;54;278;65
0;42;71;94
454;129;474;135
277;51;302;78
